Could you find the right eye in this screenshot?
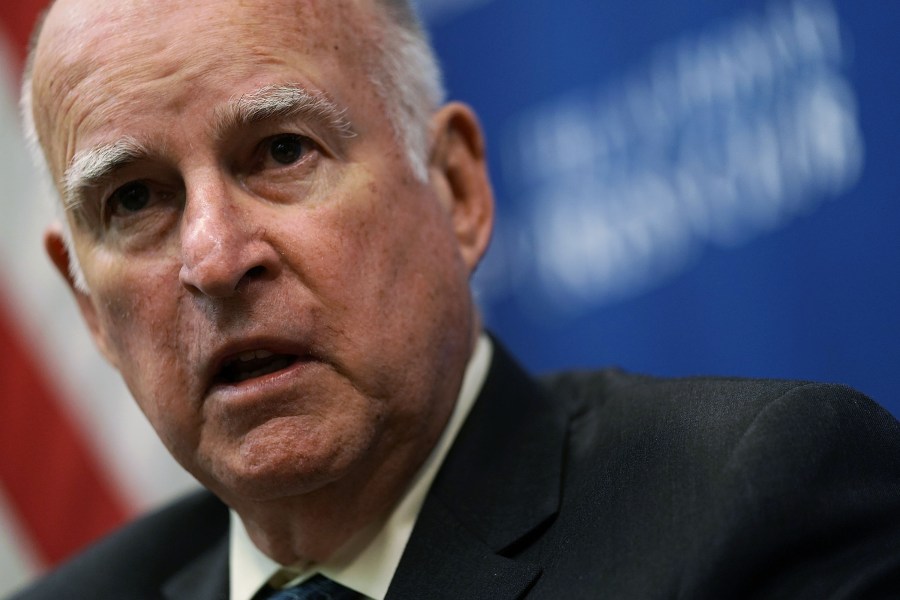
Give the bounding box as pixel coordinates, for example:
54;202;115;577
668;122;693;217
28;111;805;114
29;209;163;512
99;179;183;247
107;181;152;217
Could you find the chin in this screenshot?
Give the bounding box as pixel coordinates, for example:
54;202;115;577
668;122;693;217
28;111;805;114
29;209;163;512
203;419;369;502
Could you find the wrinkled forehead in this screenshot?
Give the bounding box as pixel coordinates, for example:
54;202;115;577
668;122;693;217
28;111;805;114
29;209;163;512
30;0;383;178
36;0;381;55
34;0;379;77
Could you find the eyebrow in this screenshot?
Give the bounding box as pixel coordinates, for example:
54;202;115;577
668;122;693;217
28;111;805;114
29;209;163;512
63;137;152;213
214;83;356;141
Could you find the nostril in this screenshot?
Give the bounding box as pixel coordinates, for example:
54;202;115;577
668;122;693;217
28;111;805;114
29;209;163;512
245;265;267;279
235;265;270;290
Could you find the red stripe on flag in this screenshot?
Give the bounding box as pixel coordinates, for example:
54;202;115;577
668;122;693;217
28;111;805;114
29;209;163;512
0;0;51;69
0;295;131;566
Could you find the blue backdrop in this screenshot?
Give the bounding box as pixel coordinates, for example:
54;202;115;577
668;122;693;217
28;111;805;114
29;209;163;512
420;0;900;414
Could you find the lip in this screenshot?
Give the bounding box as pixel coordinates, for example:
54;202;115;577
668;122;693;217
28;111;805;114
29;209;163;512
202;336;317;398
206;360;319;419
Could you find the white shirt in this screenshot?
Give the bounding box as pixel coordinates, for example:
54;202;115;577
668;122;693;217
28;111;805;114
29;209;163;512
229;334;493;600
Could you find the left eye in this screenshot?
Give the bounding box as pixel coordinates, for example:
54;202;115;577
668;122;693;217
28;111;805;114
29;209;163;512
267;134;310;165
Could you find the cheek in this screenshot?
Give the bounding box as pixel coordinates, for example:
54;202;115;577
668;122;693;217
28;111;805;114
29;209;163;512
87;253;187;410
97;273;174;360
308;177;468;362
315;183;445;313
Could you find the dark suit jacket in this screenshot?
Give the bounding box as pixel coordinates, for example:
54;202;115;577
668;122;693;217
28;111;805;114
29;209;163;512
11;344;900;599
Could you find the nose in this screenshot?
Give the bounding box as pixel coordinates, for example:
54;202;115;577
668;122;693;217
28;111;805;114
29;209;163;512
178;179;281;298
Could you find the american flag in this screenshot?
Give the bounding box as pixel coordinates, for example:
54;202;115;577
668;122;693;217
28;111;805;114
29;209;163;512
0;3;197;595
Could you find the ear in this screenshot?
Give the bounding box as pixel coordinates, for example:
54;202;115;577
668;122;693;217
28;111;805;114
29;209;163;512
428;102;495;274
44;224;119;368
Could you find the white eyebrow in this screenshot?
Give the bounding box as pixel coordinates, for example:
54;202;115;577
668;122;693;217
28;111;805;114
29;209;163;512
215;83;356;140
63;137;151;213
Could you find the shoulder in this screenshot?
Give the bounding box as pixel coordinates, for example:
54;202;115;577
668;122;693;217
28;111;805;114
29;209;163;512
540;367;897;451
540;368;900;490
540;366;869;414
539;369;900;596
10;489;228;599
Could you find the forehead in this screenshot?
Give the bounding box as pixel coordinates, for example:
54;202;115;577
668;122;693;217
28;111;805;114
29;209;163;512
37;0;377;66
32;0;383;175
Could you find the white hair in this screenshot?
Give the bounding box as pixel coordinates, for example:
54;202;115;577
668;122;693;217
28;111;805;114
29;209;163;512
371;0;447;181
19;0;445;293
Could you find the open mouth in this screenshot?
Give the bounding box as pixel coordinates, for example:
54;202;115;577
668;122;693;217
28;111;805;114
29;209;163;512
215;350;301;385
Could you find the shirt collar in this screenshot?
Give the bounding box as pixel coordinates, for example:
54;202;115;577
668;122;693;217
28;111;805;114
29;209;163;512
229;334;493;600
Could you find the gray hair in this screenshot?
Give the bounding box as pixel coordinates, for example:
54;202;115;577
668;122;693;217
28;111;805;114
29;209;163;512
19;0;446;292
372;0;446;181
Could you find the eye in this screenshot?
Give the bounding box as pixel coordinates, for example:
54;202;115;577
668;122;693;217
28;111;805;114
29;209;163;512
268;134;311;165
108;181;152;215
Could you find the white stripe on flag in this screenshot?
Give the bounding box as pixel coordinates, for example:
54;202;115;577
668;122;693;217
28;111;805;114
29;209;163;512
0;488;40;597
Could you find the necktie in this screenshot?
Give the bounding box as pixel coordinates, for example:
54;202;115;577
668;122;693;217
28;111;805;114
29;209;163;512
256;574;363;600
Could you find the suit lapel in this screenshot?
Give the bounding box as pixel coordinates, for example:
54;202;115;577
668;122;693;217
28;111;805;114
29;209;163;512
387;341;568;599
386;498;542;600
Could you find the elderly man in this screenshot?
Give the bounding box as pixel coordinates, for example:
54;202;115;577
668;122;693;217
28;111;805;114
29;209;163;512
13;0;900;598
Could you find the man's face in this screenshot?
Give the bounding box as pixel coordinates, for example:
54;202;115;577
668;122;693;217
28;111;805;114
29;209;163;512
31;0;491;507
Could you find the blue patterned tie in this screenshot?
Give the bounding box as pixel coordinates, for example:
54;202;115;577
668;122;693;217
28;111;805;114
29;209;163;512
257;574;363;600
